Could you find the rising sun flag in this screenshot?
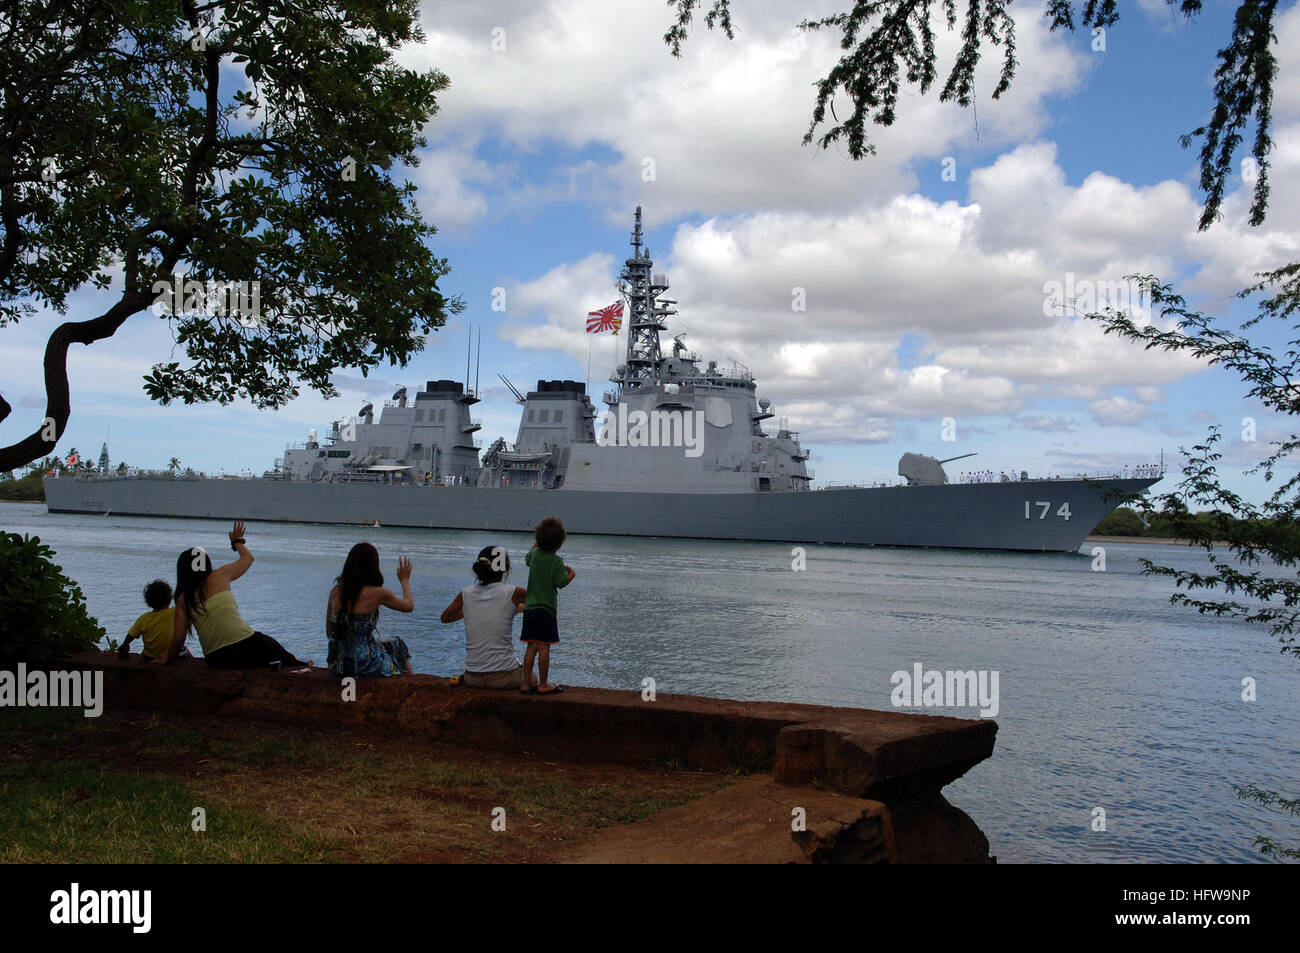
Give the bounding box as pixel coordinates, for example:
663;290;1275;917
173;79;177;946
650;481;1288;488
586;300;623;334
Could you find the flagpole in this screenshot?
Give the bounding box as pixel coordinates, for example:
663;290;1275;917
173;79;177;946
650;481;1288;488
584;300;624;395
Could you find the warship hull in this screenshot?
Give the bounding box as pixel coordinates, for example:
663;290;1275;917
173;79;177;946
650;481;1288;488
42;475;1156;552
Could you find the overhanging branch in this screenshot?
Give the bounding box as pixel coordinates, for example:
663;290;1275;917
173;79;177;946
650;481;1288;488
0;290;153;472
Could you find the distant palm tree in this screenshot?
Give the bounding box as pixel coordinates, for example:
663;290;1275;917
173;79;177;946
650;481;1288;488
168;457;180;472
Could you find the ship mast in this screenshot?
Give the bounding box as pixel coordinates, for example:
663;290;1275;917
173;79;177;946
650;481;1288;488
618;206;675;390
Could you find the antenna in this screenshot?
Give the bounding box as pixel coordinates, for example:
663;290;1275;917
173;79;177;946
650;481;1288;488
498;373;526;405
465;325;472;393
475;326;481;397
619;206;669;388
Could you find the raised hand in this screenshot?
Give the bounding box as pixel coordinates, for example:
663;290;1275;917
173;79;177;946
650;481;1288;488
396;555;412;583
229;520;247;544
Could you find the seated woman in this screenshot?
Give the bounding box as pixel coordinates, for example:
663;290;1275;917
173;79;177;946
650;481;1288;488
163;521;308;670
440;545;527;689
326;542;414;678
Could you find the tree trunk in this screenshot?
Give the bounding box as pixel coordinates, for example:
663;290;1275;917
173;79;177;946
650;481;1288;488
0;290;152;472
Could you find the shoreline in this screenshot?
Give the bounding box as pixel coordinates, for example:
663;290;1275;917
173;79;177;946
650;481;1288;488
1085;534;1220;546
1;651;999;864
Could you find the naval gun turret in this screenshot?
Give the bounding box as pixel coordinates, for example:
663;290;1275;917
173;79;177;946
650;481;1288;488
898;451;977;486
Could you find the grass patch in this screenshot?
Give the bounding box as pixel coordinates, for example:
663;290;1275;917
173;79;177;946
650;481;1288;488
0;705;91;746
0;707;729;863
0;760;341;863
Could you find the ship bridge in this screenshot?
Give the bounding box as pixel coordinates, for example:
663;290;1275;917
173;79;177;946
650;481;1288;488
528;207;815;494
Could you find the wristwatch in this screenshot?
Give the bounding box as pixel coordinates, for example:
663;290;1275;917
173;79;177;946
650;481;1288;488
230;537;246;551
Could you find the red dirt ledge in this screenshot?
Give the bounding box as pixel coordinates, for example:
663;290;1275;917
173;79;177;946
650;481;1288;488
65;651;998;862
63;655;993;863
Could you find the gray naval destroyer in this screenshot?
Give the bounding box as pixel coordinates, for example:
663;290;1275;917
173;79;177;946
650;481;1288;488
44;208;1159;551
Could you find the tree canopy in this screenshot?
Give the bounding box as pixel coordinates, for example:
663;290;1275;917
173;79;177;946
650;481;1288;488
0;0;462;471
666;0;1272;229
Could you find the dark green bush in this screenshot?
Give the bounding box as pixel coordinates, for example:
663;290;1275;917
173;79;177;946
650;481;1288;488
0;472;45;502
1093;506;1148;536
0;533;104;665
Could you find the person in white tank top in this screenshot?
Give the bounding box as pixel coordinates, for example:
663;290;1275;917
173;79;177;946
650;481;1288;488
440;545;527;689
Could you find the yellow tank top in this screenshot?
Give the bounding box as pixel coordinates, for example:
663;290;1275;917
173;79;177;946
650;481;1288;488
191;589;255;655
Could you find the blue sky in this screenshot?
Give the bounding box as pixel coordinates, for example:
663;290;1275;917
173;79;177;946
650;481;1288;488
5;0;1300;503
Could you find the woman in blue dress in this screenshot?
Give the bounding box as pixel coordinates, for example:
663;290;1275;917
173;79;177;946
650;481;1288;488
326;542;414;677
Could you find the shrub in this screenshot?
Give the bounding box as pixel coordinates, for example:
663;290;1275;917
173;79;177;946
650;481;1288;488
0;533;104;665
0;472;45;502
1093;506;1147;536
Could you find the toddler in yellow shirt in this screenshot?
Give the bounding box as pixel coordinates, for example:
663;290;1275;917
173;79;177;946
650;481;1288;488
119;579;189;661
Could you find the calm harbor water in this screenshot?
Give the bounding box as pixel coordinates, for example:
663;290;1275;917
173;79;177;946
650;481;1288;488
4;499;1297;863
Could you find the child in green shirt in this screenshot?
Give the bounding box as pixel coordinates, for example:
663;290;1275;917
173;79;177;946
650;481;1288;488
521;517;575;694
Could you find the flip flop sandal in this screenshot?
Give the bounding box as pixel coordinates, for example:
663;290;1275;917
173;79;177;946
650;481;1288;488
537;685;564;695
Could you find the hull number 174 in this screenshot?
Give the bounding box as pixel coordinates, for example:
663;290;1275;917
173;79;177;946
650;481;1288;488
1025;501;1071;520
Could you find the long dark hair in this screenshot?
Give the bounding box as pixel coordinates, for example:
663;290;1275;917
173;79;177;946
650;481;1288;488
337;542;383;613
175;547;214;618
472;545;509;584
